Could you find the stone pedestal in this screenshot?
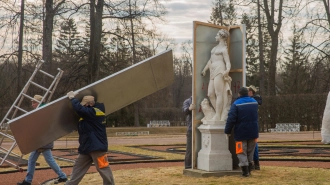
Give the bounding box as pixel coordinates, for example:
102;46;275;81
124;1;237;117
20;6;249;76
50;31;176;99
197;121;232;171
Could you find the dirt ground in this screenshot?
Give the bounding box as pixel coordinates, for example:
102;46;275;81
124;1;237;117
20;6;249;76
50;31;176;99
1;131;326;185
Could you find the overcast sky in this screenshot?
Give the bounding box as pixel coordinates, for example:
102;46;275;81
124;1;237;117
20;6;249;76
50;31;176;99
158;0;214;44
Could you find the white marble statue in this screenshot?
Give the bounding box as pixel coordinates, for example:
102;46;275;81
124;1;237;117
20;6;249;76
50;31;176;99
201;29;233;122
321;91;330;144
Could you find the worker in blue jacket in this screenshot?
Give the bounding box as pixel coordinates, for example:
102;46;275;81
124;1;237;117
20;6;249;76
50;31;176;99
225;87;259;177
65;92;115;185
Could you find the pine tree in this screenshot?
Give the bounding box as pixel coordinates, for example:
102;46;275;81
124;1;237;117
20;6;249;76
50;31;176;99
209;0;237;26
280;24;309;94
101;25;131;76
53;18;88;91
55;18;84;57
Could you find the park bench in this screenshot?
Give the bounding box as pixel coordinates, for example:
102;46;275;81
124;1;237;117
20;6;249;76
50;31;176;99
147;120;170;127
115;131;149;136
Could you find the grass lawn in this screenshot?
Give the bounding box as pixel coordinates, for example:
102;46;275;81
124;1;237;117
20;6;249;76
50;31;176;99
3;129;329;184
80;166;330;185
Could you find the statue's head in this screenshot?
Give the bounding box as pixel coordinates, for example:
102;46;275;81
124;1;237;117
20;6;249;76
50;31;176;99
218;29;230;39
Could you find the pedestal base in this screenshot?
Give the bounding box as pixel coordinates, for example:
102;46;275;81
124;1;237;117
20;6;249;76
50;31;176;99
183;168;241;177
197;122;232;171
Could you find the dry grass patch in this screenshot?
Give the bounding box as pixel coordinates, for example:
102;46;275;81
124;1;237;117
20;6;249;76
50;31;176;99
110;145;184;160
80;166;330;185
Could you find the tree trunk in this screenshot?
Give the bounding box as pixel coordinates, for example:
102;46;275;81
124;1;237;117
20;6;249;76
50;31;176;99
323;0;330;26
268;36;279;96
92;0;104;82
257;0;265;95
263;0;283;96
88;0;96;83
129;0;137;65
43;0;55;72
17;0;24;94
129;0;140;127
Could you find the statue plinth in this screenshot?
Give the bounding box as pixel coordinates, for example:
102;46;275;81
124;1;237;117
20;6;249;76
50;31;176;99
201;119;226;127
197;121;232;171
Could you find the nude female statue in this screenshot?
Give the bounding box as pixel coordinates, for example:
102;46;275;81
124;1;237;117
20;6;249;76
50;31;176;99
201;29;232;121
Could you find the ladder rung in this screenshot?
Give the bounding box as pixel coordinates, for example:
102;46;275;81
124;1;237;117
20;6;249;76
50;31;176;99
0;156;21;169
39;70;54;79
0;146;12;153
0;132;15;140
21;93;42;103
0;150;21;158
30;81;48;91
13;105;28;113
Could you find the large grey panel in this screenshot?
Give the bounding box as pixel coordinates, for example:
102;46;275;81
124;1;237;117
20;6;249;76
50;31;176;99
229;28;244;70
9;50;174;155
229;26;246;98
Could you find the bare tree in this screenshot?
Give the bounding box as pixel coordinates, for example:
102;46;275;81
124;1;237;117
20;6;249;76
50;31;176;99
87;0;104;83
257;0;265;95
172;41;193;108
263;0;284;95
323;0;330;25
103;0;167;127
43;0;66;72
17;0;25;94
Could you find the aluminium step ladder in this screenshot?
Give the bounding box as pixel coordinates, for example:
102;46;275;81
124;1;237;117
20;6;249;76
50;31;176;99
0;60;63;171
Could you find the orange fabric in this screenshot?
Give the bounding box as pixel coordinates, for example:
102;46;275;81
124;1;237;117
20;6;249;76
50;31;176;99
97;154;109;169
236;141;243;154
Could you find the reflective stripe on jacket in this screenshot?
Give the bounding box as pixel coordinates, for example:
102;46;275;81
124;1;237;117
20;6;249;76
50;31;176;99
225;96;259;141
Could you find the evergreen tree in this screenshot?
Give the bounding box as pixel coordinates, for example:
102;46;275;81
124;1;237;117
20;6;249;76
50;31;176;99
209;0;237;26
101;25;131;76
280;25;309;94
55;18;84;57
241;10;271;94
242;13;259;87
53;18;88;92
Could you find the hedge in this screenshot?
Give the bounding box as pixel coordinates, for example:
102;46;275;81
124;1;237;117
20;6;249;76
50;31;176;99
258;93;328;132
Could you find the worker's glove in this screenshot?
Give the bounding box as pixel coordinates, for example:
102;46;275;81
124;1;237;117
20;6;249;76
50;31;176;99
189;103;195;111
67;91;78;99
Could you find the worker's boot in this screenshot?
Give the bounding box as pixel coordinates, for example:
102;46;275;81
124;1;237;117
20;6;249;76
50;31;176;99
248;162;253;174
254;160;260;170
241;166;250;177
